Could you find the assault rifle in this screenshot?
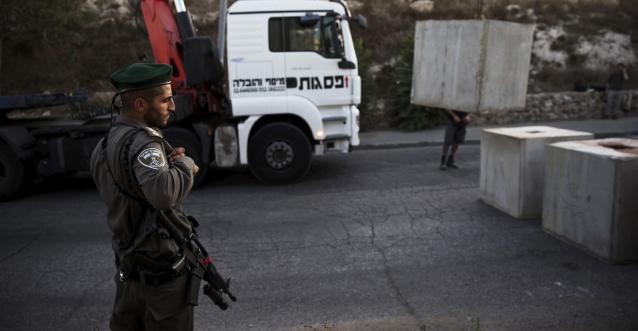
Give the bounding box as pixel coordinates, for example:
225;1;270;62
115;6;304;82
157;211;237;310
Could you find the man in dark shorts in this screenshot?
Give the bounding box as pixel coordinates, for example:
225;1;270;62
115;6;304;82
440;109;470;170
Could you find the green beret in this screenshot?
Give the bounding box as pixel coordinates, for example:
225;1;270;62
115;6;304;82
110;63;173;92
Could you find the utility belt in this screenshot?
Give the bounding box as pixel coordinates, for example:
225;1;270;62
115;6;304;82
118;252;188;286
124;267;187;286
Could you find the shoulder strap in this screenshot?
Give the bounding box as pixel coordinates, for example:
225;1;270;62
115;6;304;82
119;128;150;202
102;127;149;205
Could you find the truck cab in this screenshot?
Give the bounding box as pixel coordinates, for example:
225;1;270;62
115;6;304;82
224;0;363;183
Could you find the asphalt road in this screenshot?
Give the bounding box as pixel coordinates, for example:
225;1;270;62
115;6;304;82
1;146;637;331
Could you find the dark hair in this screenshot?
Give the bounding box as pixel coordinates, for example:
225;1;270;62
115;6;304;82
120;86;165;110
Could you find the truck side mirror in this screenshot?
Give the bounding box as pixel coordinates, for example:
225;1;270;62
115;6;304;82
351;15;368;29
300;13;321;27
338;59;356;69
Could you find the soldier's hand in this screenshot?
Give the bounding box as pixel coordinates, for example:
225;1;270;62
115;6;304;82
169;147;198;175
169;147;186;163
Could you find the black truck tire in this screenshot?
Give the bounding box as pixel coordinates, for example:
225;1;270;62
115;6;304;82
248;122;312;184
0;142;25;201
163;128;208;188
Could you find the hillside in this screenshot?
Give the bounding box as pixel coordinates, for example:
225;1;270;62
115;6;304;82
1;0;636;128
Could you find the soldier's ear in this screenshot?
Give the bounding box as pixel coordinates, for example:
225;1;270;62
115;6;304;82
133;97;148;113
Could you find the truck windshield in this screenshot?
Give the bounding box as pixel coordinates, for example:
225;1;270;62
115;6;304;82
268;15;343;58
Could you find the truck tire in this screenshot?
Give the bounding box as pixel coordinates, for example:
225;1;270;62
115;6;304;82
163;128;208;188
248;123;312;184
0;142;25;201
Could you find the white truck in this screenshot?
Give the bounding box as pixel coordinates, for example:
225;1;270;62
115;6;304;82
224;0;366;183
0;0;367;199
142;0;367;184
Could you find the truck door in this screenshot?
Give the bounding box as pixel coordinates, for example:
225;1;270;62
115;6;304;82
227;12;287;104
270;13;353;107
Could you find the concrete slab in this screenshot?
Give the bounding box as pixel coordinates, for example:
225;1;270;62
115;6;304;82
480;20;535;111
480;126;593;219
411;20;534;112
543;138;638;263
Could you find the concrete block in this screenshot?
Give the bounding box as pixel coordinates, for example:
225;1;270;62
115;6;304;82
480;126;593;219
542;138;638;263
411;20;535;112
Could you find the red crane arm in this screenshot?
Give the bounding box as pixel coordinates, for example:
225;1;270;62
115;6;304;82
139;0;187;90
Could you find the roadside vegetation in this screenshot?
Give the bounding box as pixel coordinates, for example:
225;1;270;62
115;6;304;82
1;0;636;130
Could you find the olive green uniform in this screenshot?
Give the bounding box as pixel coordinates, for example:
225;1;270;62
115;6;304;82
90;116;196;330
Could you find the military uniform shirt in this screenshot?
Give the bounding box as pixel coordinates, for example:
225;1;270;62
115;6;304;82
90;116;195;264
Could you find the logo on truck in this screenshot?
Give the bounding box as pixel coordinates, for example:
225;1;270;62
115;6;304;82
232;76;348;94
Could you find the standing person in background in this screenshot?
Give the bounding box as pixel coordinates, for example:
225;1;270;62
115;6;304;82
604;63;630;119
440;109;470;170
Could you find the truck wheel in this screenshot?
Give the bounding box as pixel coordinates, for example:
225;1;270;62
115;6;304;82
248;123;312;184
163;128;208;188
0;142;25;201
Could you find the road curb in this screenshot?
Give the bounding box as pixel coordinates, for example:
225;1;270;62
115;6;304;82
353;139;481;151
594;131;638;139
354;131;638;151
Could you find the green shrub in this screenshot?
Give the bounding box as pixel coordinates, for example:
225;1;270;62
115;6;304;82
353;37;378;131
387;31;443;131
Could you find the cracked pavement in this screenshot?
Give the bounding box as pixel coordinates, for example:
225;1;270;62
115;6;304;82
0;145;637;330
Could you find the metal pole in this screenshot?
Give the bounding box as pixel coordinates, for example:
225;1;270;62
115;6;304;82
174;0;187;13
218;0;227;65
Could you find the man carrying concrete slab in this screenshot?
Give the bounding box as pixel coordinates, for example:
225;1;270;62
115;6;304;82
440;109;470;170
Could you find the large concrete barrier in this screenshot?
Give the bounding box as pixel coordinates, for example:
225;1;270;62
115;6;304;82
411;20;535;112
543;138;638;263
480;126;593;219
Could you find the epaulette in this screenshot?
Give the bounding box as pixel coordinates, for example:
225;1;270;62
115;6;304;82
143;127;164;139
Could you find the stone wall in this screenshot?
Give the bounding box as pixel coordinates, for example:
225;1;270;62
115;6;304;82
473;89;638;125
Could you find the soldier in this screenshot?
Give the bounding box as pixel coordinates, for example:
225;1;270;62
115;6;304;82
90;63;200;330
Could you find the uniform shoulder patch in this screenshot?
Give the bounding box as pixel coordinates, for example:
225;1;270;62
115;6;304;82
143;127;164;138
137;147;166;169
